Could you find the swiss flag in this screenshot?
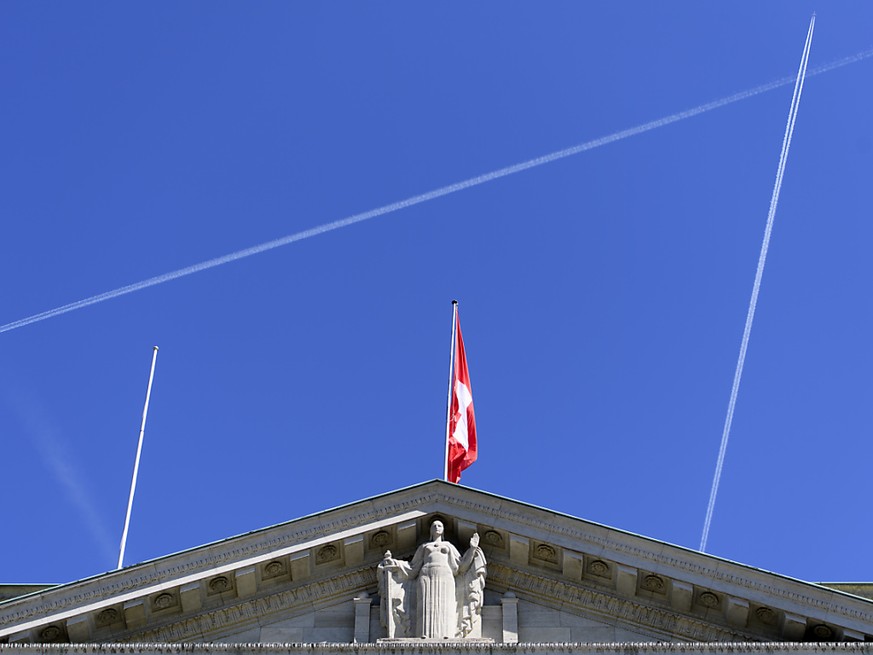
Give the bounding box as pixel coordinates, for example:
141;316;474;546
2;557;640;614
447;311;477;483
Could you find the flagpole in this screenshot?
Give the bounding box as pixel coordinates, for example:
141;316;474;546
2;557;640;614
443;301;458;481
117;345;159;570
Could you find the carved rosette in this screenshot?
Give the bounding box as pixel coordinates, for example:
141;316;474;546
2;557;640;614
96;608;119;626
264;560;286;579
483;530;504;547
208;576;231;594
317;544;339;564
588;559;610;578
153;593;176;610
755;607;777;625
39;625;63;643
371;531;391;548
812;624;834;640
699;591;720;608
534;544;558;564
642;574;666;593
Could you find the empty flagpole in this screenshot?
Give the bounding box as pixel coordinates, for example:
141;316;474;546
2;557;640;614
117;345;159;570
444;301;458;481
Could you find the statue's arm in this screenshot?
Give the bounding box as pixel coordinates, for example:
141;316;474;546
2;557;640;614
378;550;412;638
457;533;481;575
380;549;416;580
457;534;487;638
406;544;425;578
447;543;461;575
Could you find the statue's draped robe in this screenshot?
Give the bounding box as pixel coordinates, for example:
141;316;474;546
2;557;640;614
413;541;460;638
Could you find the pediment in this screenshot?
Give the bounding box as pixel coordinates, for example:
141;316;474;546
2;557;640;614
1;481;872;646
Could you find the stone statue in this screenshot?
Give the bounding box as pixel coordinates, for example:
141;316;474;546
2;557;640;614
378;520;487;639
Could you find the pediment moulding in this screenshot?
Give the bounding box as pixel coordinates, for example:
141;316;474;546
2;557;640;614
0;498;437;635
2;481;873;645
436;493;873;623
6;554;844;645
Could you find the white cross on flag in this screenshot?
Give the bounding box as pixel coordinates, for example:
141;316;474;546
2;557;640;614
447;309;477;483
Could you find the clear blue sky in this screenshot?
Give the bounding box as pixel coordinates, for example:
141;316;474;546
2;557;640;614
2;3;872;585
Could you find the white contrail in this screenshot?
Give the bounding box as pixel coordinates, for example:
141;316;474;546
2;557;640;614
1;385;117;564
1;43;869;335
700;16;816;553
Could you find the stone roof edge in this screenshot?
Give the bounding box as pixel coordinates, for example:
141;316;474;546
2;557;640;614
0;480;447;620
0;480;441;609
3;481;872;634
3;480;870;614
435;486;873;620
406;483;873;615
1;642;872;654
0;585;57;604
821;585;873;602
440;487;868;603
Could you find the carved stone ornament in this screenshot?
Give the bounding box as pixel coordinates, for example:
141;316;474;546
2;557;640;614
588;559;610;577
755;606;777;625
483;530;504;547
208;576;230;593
264;560;285;578
153;592;176;610
96;608;119;626
371;531;391;548
377;519;487;639
813;624;834;640
642;574;665;593
40;625;62;642
317;544;339;563
534;543;558;563
699;591;720;608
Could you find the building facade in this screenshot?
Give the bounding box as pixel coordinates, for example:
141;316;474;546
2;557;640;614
1;481;871;654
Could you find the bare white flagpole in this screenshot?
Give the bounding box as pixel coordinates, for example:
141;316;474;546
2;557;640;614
117;345;159;570
443;301;458;481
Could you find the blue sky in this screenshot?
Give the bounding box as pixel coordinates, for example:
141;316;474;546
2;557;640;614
2;3;873;586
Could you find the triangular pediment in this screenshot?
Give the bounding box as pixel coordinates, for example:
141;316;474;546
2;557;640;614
1;481;871;646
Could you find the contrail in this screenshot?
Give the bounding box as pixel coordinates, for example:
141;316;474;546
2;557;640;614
699;16;816;553
0;384;117;564
1;43;869;335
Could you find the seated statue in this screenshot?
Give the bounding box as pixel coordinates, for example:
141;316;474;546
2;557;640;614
378;520;487;639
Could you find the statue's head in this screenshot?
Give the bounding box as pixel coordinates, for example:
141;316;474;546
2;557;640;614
430;520;444;540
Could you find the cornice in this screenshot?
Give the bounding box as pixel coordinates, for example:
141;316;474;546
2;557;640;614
123;560;754;645
121;566;378;643
437;492;873;628
0;492;436;629
3;482;873;643
487;564;749;643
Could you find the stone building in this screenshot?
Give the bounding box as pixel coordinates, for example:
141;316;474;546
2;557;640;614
1;480;871;654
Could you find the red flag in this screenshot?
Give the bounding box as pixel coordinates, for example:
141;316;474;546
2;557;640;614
447;311;477;483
